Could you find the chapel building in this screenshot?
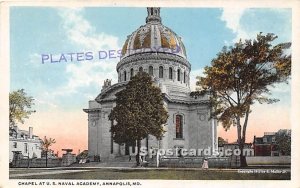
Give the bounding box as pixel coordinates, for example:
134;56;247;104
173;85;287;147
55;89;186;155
84;7;218;160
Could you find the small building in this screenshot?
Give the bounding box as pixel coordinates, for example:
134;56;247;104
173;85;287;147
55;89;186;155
253;132;278;156
253;129;291;156
218;142;253;157
9;126;42;163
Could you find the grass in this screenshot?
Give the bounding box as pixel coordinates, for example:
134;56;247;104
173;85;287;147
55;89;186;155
9;169;55;175
10;168;290;180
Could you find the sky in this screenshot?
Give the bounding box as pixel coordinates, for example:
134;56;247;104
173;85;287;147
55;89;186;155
10;7;291;156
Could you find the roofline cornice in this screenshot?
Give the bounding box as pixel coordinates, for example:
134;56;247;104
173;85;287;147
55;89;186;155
117;52;191;72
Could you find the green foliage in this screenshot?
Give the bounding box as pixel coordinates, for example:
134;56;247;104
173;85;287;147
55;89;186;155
41;136;56;152
198;33;291;131
218;137;228;146
275;132;291;156
109;71;168;145
41;136;56;167
196;33;291;166
9;89;35;127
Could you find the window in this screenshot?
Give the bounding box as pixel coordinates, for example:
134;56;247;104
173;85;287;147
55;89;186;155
24;143;28;153
175;115;183;138
272;136;276;143
139;67;143;72
13;142;17;148
159;66;163;78
183;72;186;83
124;71;127;81
177;69;181;81
263;137;267;143
130;68;134;79
149;66;153;76
169;67;173;80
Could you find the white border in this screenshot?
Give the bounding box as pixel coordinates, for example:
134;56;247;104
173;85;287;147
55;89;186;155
0;0;299;188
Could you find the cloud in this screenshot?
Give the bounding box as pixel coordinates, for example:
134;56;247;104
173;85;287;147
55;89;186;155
189;68;204;91
51;8;120;98
269;82;291;94
58;8;120;51
220;8;250;42
34;98;58;109
26;8;122;110
27;53;44;68
220;8;245;34
220;8;291;44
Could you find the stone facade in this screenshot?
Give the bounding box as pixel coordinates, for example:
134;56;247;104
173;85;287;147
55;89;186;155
84;7;218;161
9;126;42;163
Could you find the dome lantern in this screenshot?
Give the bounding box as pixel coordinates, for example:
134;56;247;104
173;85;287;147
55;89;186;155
146;7;161;24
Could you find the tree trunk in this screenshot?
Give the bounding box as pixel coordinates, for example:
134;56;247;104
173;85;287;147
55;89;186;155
236;117;248;167
240;108;250;167
240;155;247;167
46;150;48;168
239;142;248;167
146;135;149;152
135;140;141;166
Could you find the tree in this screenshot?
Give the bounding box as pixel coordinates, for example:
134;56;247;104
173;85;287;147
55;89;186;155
9;89;35;127
218;137;228;146
194;33;291;167
275;131;291;156
41;136;56;167
109;72;168;166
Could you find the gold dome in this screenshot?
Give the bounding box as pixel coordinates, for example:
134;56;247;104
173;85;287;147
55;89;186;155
121;8;187;59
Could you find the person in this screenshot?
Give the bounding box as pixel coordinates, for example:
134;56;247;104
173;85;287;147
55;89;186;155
202;158;209;170
156;151;161;168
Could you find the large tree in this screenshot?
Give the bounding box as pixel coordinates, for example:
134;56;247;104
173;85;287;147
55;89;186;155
41;136;56;167
194;33;291;167
109;72;168;166
9;89;35;127
275;131;291;156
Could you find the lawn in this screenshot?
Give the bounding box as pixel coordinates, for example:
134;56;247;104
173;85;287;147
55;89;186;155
10;168;291;180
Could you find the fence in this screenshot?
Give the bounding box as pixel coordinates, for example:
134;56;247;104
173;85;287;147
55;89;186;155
12;158;62;168
151;156;231;168
246;156;291;165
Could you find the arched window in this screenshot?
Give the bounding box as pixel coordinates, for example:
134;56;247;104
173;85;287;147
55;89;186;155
149;66;153;76
159;66;164;78
176;115;183;138
177;69;181;81
139;67;143;72
124;71;127;81
130;68;134;79
183;72;186;83
169;67;173;80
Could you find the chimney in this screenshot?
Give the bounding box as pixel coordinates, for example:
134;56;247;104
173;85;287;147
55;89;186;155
29;127;33;139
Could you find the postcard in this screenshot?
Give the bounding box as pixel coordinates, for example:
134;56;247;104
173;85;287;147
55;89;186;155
0;0;299;188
